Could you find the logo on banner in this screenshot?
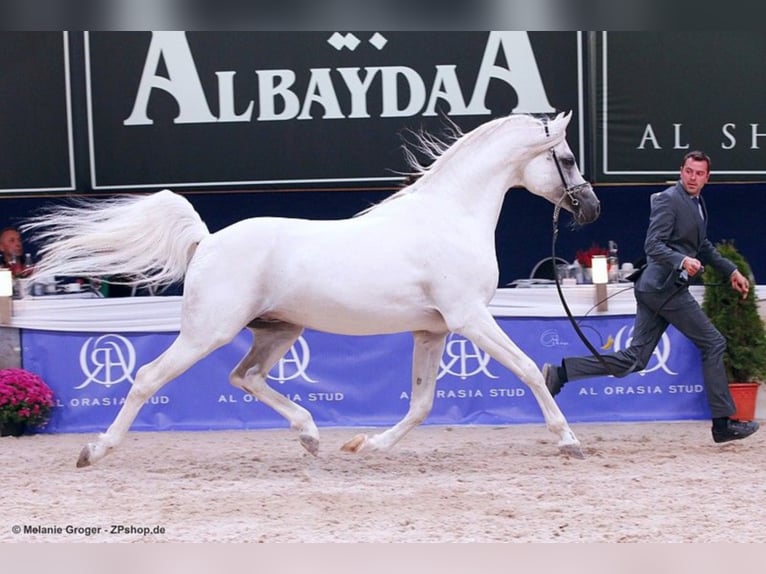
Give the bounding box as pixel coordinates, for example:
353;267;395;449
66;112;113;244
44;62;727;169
613;325;677;376
268;335;317;384
438;334;498;381
75;334;136;389
540;328;569;347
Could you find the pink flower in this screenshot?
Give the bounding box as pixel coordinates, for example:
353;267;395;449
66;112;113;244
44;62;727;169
0;368;54;429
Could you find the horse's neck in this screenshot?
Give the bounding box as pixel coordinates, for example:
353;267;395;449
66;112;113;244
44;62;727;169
414;120;529;224
392;116;541;226
417;166;517;228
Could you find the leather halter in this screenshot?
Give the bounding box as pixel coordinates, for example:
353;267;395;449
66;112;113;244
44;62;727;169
542;119;590;209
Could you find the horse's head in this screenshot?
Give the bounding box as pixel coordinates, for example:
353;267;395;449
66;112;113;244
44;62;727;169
520;112;600;226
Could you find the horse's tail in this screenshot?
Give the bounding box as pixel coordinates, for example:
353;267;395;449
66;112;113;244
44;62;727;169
23;189;210;289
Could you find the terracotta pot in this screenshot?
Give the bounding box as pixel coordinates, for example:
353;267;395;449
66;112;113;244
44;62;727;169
729;382;760;421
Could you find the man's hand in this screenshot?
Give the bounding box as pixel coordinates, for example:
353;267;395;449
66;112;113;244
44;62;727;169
730;269;750;299
682;256;704;276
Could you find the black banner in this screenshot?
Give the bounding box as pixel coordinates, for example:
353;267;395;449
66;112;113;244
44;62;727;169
0;32;74;193
5;32;765;194
595;32;766;183
86;32;583;191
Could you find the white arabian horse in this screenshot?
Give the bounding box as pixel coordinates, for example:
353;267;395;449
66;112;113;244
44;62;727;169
26;112;600;467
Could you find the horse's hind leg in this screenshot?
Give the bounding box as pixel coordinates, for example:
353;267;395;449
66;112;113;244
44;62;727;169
231;320;320;455
453;307;583;458
341;330;447;454
77;332;220;467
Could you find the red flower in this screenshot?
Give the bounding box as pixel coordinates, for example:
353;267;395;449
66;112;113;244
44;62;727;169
575;244;609;267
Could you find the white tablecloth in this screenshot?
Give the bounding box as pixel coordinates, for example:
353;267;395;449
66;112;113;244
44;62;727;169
6;286;763;332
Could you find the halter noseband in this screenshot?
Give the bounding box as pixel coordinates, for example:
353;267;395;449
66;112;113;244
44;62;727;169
543;119;589;208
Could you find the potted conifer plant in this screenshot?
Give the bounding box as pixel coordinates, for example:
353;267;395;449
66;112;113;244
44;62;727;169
702;240;766;420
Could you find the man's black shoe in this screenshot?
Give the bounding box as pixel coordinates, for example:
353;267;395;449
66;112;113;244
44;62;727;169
542;363;564;397
712;419;760;444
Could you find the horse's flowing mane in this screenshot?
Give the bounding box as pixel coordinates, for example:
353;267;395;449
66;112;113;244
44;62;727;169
399;115;466;177
356;114;539;216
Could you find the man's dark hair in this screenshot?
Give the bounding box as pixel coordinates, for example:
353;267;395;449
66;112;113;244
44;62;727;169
682;150;711;172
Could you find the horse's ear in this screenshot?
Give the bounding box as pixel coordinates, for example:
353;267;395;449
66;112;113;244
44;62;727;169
548;111;572;140
522;111;571;157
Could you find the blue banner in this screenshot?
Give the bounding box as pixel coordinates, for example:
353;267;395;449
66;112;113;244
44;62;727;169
20;316;709;433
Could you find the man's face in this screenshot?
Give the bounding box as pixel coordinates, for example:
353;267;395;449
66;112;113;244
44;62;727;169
0;231;23;256
680;158;710;196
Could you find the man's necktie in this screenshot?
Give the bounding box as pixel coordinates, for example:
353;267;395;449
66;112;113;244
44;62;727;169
693;196;705;220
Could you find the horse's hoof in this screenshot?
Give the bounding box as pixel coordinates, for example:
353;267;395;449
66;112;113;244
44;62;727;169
299;434;319;456
76;445;93;468
340;433;367;453
559;443;585;459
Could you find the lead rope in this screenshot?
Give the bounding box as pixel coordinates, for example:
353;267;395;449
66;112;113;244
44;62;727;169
550;202;716;379
544;114;641;377
550;202;623;376
542;117;724;380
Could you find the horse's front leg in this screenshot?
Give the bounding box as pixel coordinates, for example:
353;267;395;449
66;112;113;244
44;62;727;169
77;333;216;467
233;321;320;455
454;308;584;458
341;330;447;454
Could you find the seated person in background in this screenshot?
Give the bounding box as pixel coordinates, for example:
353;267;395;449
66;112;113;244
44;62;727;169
0;226;31;276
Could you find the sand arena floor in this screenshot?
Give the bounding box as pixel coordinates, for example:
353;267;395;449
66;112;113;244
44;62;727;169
2;421;765;543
